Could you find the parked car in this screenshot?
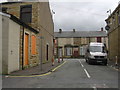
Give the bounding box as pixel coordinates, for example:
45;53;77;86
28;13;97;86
85;42;108;65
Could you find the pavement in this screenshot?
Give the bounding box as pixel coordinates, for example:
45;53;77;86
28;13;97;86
107;60;119;70
9;59;64;76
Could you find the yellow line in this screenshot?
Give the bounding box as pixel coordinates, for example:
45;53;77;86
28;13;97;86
6;72;52;78
51;61;67;72
5;61;67;78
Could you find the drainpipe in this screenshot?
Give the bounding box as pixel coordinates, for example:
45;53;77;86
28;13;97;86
21;27;24;70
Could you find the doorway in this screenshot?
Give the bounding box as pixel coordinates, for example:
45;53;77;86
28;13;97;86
24;33;29;66
46;44;49;61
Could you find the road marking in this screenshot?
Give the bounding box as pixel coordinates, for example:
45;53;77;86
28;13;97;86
79;60;84;68
78;60;91;78
84;69;91;78
5;61;67;78
108;65;119;71
5;72;52;78
103;84;109;88
51;61;67;72
93;86;97;90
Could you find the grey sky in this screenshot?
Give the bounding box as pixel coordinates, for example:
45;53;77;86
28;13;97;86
0;0;119;31
49;0;119;31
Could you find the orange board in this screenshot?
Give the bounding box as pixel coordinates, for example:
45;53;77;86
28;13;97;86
31;35;36;55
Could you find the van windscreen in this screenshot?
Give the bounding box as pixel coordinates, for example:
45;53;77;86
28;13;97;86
90;46;102;52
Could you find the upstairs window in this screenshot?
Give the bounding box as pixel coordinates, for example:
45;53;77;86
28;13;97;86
119;11;120;25
20;5;32;23
118;16;120;25
31;35;36;55
1;7;7;13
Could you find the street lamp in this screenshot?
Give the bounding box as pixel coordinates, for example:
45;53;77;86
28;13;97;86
39;36;44;71
107;9;111;16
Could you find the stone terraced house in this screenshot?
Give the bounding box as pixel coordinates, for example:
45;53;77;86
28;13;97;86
54;29;108;58
105;3;120;65
1;1;54;74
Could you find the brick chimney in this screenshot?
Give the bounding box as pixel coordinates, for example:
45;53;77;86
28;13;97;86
59;29;62;33
73;29;75;32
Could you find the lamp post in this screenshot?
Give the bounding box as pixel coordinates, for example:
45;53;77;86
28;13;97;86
39;36;44;71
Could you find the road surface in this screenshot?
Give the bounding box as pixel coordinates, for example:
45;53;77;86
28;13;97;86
2;59;118;89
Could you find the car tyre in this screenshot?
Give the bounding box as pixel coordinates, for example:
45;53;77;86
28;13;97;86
88;59;91;65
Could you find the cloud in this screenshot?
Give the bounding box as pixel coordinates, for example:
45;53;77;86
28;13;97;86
50;1;119;31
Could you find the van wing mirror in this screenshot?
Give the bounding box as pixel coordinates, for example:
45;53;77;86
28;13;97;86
87;49;89;52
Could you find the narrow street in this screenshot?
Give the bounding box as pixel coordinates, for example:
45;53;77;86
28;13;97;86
2;59;118;89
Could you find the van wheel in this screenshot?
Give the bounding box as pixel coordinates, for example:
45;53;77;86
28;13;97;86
104;62;107;66
88;60;91;64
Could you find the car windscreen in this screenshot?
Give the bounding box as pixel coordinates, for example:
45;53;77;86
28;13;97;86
89;46;103;52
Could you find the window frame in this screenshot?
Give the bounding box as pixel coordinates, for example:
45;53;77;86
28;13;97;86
20;5;32;23
118;11;120;25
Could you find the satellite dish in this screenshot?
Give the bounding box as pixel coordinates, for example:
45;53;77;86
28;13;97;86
105;25;110;31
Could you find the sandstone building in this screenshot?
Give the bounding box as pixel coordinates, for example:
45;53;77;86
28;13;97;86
105;4;120;65
54;29;108;58
1;1;54;74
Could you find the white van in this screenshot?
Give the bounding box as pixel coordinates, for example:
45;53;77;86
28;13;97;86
85;42;108;65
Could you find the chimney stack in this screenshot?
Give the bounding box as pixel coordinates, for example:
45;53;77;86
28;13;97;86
101;27;104;31
73;29;75;32
59;29;62;33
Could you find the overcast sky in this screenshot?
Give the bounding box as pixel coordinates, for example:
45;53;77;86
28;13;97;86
49;0;119;31
0;0;119;31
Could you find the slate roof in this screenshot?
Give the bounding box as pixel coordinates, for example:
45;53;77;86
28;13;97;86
54;31;107;38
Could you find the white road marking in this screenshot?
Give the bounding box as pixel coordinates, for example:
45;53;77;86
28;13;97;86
79;60;84;67
84;69;91;78
103;84;109;88
78;60;91;78
93;86;97;90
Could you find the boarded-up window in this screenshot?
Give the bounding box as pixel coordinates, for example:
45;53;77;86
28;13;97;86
31;35;36;55
20;5;32;23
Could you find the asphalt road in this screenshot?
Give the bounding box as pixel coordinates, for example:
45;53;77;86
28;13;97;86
2;59;119;89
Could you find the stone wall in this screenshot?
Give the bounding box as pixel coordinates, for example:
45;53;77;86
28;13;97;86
19;27;40;69
109;29;118;62
2;2;54;69
0;14;2;74
56;36;108;58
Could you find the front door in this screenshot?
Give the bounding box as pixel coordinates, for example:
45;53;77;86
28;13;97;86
73;47;79;57
59;48;62;57
24;33;29;66
46;44;49;61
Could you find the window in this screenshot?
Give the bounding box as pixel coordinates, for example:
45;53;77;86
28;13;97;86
119;11;120;24
66;47;72;56
97;37;101;43
31;35;36;55
20;5;32;23
1;7;7;13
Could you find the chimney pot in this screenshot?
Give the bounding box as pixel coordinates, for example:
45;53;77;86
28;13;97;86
73;29;75;32
59;29;62;33
101;27;104;31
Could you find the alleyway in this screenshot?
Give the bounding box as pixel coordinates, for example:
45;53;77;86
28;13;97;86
2;59;118;89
